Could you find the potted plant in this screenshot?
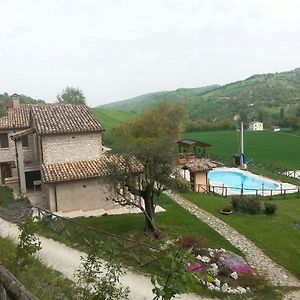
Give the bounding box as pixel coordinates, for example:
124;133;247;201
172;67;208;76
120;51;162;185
220;204;233;215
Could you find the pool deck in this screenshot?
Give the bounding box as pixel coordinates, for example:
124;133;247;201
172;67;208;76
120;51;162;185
209;167;298;196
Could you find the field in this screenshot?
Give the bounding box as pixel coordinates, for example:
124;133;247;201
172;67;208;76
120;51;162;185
91;108;135;132
182;130;300;170
182;192;300;280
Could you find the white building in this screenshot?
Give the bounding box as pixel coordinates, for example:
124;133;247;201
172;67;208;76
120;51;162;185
249;121;263;131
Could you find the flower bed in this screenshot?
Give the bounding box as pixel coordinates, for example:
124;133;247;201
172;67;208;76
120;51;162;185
186;247;254;294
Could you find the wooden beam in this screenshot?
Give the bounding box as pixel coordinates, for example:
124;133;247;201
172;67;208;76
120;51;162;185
0;264;39;300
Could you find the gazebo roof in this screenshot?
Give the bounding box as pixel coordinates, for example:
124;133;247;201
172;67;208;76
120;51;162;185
177;139;211;148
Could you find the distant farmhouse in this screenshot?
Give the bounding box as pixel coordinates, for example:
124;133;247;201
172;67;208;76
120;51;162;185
0;94;142;213
248;121;263;131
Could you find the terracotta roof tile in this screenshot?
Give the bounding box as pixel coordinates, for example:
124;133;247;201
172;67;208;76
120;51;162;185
41;155;143;183
0;104;104;135
0;106;31;130
31;104;103;135
185;159;217;172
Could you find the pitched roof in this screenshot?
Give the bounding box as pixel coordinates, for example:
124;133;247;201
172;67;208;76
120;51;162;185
31;104;103;135
185;159;217;172
0;104;104;135
177;139;211;148
0;106;31;130
41;155;143;183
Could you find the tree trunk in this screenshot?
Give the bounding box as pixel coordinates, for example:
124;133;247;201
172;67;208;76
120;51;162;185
143;186;160;238
0;264;39;300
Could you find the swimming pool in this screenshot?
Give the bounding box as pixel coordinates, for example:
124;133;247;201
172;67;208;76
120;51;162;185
208;169;279;194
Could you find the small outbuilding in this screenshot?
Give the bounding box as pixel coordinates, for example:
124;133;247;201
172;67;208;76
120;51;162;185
183;159;217;193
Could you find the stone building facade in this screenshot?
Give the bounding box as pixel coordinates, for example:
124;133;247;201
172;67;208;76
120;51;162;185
0;94;143;213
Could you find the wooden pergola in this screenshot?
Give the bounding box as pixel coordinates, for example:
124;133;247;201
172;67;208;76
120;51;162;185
177;139;211;157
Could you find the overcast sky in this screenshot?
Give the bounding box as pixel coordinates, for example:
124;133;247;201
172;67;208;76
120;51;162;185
1;0;300;106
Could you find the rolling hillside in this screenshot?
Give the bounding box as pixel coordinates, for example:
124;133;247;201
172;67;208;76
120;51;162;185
90;108;136;131
101;68;300;122
100;85;220;113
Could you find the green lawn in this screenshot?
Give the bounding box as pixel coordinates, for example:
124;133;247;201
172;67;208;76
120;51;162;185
181;192;300;279
0;236;76;299
38;195;241;276
90;108;135;132
182;130;300;169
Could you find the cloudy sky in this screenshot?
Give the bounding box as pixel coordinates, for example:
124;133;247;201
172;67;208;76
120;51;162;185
1;0;300;106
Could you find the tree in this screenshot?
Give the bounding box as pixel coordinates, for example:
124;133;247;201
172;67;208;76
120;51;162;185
56;86;86;105
75;243;129;300
110;102;186;237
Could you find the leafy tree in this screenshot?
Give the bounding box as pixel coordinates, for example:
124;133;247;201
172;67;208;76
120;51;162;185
57;86;86;105
110;102;186;237
16;216;41;269
151;249;197;300
75;243;129;300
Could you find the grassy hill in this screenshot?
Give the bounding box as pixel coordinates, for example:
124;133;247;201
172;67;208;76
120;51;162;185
100;85;220;113
90;108;136;131
101;68;300;123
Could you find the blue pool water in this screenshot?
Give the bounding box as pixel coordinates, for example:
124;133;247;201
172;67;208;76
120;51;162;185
208;170;279;192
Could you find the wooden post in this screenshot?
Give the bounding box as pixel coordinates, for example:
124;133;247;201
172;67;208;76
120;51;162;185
212;186;215;194
284;189;286;199
256;189;258;197
270;189;273;198
297;186;300;198
222;184;224;197
280;184;283;195
225;187;228;197
262;184;264;197
241;183;244;196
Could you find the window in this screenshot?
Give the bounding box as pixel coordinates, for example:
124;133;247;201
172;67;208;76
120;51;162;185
21;136;29;147
0;133;9;148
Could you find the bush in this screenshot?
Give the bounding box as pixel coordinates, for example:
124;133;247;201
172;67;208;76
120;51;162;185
176;236;199;249
246;198;261;214
264;202;277;215
231;196;261;214
231;196;245;212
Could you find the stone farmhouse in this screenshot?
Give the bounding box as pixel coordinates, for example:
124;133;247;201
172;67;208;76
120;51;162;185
0;94;142;213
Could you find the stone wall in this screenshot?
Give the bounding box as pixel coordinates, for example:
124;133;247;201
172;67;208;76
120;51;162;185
0;131;16;163
42;132;103;164
47;178;116;212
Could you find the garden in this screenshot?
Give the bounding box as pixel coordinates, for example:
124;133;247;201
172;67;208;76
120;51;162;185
182;192;300;280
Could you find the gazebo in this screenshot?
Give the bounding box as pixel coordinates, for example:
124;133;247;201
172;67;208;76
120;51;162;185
177;139;211;157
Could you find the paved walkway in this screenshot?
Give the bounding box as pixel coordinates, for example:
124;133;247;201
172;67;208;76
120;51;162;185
0;217;203;300
165;191;300;287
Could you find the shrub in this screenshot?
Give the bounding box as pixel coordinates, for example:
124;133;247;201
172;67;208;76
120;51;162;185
264;202;277;215
231;196;244;212
238;272;268;290
246;198;261;214
231;196;261;214
176;236;199;249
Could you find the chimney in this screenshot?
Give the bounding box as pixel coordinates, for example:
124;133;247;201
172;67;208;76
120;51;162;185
11;93;20;108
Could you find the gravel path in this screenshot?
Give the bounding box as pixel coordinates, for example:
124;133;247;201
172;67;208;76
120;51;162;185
0;217;205;300
165;191;300;287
